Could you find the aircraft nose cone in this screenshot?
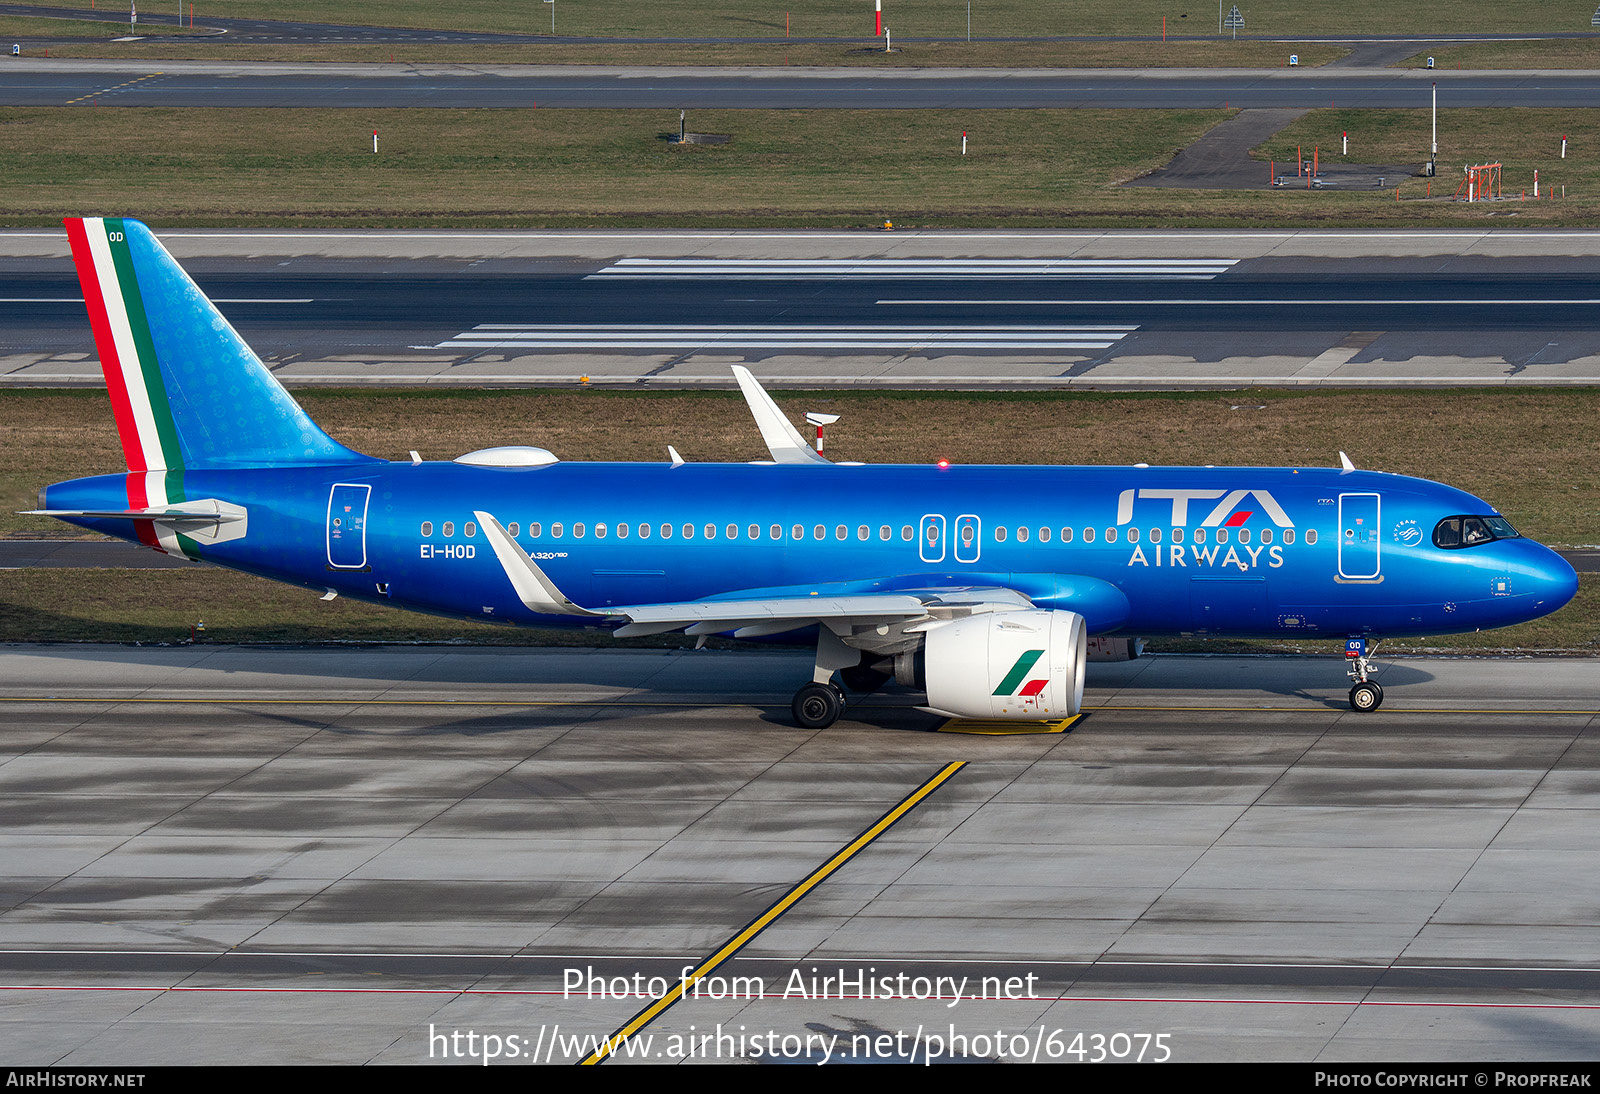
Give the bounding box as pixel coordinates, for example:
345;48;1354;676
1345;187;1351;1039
1524;541;1579;613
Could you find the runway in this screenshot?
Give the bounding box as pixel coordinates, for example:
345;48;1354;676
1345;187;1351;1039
7;229;1600;388
6;58;1600;110
1;643;1597;1063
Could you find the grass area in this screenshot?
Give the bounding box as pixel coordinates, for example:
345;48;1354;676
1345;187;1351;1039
0;567;643;645
7;105;1600;228
0;16;185;37
0;106;1229;228
8;387;1595;651
34;0;1599;38
1399;40;1600;69
10;387;1599;544
22;39;1348;67
1258;109;1586;204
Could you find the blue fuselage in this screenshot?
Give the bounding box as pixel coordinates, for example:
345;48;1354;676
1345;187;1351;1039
45;460;1578;640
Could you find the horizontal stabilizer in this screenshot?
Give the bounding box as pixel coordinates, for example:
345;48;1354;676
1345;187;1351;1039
26;507;243;524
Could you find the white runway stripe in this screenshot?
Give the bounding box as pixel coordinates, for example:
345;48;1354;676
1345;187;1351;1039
585;258;1236;280
432;324;1139;352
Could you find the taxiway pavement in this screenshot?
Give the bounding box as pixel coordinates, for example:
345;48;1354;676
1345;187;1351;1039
1;644;1597;1063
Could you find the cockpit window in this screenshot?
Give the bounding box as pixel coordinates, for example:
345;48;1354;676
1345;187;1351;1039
1433;514;1520;549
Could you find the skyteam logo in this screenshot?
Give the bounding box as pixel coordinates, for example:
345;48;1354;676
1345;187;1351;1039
1393;519;1423;546
992;649;1049;706
1116;488;1295;528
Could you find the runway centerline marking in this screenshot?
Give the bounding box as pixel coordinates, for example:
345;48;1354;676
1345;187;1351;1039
431;323;1141;352
877;297;1600;306
580;760;968;1065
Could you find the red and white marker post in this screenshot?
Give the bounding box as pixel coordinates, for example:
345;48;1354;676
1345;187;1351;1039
875;0;882;35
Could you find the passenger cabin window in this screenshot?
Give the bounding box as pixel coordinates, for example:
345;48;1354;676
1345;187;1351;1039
530;522;542;537
617;523;628;539
1172;528;1184;543
1060;527;1073;543
573;523;585;539
1306;529;1318;545
879;525;891;541
443;521;455;538
420;521;433;536
901;526;914;541
1017;526;1030;543
1126;528;1138;544
1083;528;1095;543
464;521;477;538
1281;529;1293;545
639;523;650;539
508;522;519;537
1104;528;1117;543
995;527;1008;543
1039;527;1051;543
596;523;607;539
660;524;673;539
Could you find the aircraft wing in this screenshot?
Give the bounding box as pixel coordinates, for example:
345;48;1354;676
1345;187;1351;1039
475;510;1035;637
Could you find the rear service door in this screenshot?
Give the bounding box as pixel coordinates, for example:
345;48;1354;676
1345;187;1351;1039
327;483;371;570
1337;492;1381;580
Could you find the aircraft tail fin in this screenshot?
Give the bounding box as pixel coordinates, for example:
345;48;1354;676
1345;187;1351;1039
64;216;373;471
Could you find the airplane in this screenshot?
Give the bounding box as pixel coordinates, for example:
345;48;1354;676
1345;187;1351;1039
29;217;1580;727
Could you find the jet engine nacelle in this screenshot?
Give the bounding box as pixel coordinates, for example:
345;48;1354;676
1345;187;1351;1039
921;609;1088;720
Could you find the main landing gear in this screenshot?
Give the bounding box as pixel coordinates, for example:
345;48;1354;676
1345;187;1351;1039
791;627;862;729
1344;636;1383;712
793;681;846;728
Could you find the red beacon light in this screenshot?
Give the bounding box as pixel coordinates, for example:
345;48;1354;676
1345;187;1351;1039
936;459;950;469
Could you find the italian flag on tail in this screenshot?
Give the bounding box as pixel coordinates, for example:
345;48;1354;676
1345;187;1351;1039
64;216;195;558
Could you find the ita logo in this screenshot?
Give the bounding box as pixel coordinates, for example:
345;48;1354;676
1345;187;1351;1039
1392;519;1423;546
993;649;1048;706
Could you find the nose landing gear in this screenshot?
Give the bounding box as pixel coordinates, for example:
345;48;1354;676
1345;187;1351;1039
1344;636;1383;711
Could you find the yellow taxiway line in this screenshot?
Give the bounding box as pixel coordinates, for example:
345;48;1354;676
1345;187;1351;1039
579;760;967;1065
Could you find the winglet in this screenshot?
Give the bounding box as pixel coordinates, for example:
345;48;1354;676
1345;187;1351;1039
475;511;602;617
731;365;830;465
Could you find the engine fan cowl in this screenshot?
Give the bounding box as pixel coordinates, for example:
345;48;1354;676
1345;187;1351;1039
922;609;1088;720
